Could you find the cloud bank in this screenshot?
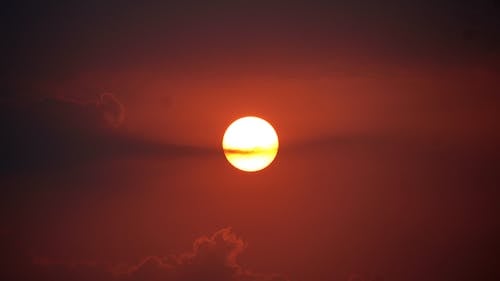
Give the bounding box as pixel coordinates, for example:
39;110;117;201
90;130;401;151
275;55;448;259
0;94;212;174
0;228;289;281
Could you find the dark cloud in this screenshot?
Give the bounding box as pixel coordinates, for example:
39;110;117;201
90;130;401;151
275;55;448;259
0;228;289;281
97;93;125;128
0;94;212;174
0;94;122;173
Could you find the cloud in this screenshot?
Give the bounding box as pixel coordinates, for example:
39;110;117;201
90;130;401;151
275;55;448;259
97;93;125;127
0;94;124;172
0;94;212;174
0;228;289;281
28;93;125;130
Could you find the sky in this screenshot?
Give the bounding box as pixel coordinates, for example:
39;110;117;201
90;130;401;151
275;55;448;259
1;1;499;281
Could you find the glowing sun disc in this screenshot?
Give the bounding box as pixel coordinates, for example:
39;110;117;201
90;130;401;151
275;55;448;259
222;116;279;172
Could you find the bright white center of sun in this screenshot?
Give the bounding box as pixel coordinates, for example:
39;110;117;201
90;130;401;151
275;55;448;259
222;116;279;172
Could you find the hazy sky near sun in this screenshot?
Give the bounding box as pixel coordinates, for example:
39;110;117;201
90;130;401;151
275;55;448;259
1;1;499;281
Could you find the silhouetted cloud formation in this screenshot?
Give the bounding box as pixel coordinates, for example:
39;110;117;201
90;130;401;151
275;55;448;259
0;94;211;174
0;228;289;281
0;94;124;171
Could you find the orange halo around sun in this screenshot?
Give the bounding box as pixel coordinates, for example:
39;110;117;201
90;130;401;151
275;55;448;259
222;116;279;172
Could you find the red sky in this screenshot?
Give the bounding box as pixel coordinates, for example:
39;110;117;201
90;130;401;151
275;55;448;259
1;1;499;281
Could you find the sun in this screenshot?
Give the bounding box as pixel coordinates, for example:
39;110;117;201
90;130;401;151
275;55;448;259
222;116;279;172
